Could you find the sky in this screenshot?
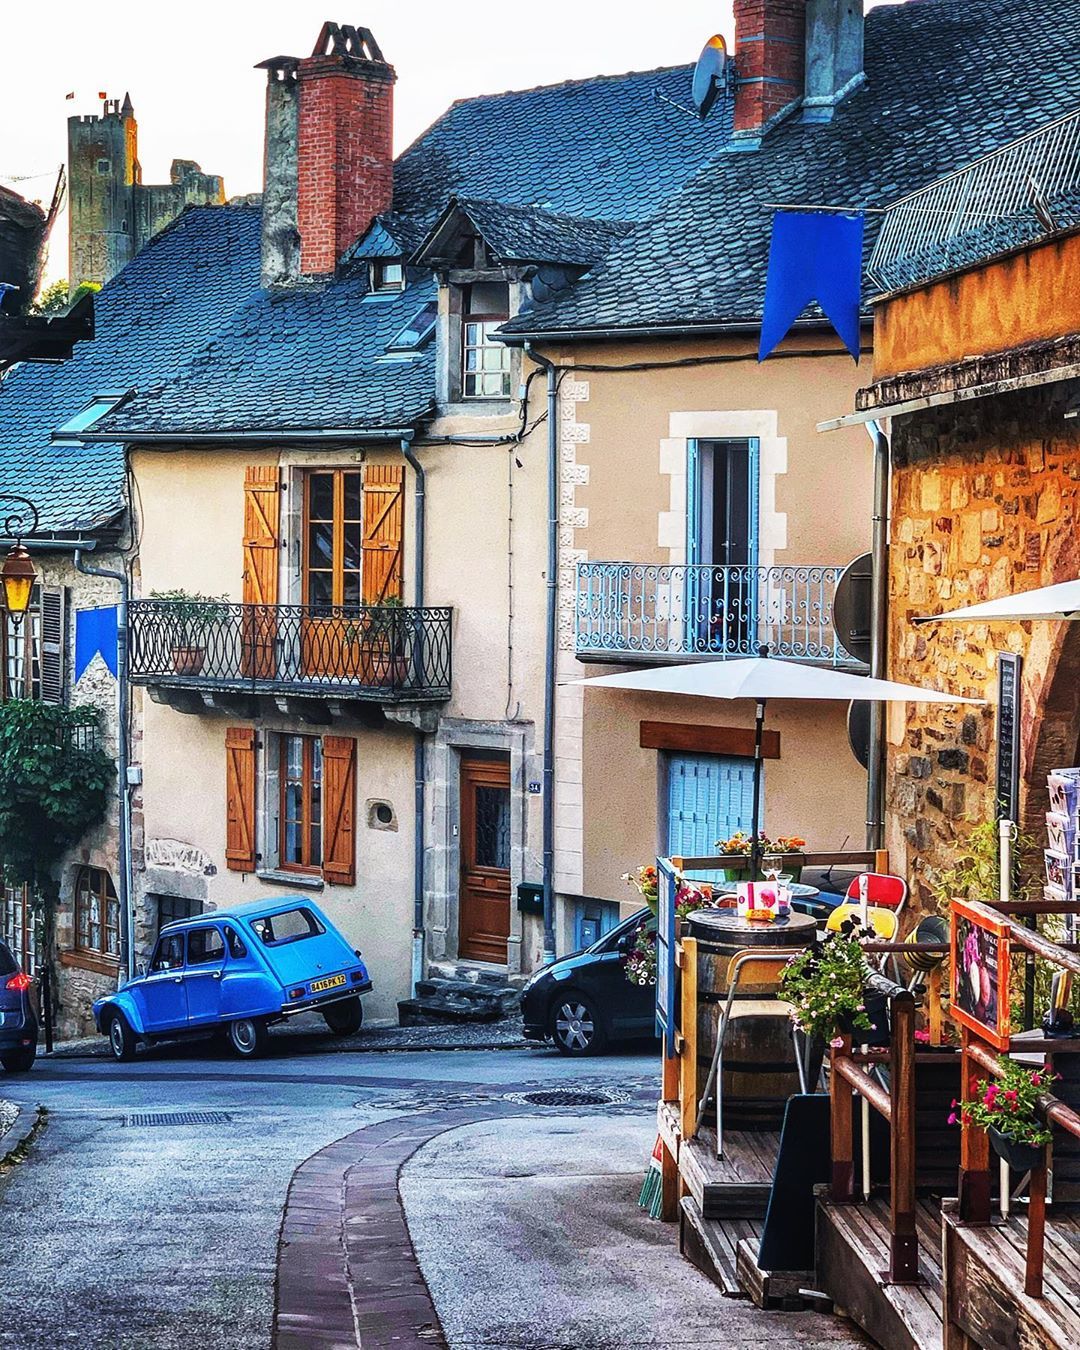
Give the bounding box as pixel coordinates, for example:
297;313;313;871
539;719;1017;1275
0;0;898;283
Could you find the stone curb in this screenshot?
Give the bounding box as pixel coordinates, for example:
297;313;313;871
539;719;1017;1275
45;1035;534;1061
0;1103;45;1167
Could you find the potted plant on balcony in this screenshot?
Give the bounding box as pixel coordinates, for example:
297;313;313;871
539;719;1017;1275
149;589;229;676
715;831;806;883
343;595;409;686
951;1060;1055;1172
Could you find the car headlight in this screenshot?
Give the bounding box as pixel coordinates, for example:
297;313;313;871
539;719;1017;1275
520;967;551;995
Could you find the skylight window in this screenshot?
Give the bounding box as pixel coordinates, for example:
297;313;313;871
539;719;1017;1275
386;301;437;354
53;395;124;441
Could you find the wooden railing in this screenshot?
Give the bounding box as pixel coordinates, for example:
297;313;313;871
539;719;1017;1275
829;976;920;1284
955;899;1080;1300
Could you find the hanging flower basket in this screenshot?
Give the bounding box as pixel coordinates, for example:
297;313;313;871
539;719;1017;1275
988;1125;1044;1174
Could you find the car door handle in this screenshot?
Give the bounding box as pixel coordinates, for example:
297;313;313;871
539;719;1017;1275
172;976;183;984
212;972;222;980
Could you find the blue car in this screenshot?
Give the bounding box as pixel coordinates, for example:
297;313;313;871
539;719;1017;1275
93;898;372;1060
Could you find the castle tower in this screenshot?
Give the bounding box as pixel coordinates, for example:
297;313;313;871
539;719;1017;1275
67;95;140;291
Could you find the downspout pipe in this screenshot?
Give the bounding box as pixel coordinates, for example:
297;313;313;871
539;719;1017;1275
74;550;134;984
866;419;890;851
401;435;427;994
525;342;558;964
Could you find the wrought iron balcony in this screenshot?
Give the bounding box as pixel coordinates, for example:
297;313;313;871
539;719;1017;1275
128;600;453;705
575;563;860;667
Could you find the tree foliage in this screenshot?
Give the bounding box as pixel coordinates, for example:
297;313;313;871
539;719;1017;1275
0;701;113;893
30;279;100;316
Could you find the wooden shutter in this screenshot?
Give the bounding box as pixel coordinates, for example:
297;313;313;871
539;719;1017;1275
361;464;404;605
39;587;66;705
242;466;280;680
242;466;280;605
225;726;257;872
322;735;356;886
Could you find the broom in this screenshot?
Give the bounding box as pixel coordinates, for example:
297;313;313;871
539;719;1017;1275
637;1134;665;1219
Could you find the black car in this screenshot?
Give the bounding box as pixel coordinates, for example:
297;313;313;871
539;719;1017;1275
521;908;656;1056
0;942;37;1073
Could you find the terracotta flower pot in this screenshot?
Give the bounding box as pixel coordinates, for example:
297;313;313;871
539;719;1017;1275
171;645;206;676
989;1125;1044;1173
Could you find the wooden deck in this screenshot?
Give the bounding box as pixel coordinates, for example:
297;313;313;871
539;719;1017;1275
816;1195;945;1350
944;1202;1080;1348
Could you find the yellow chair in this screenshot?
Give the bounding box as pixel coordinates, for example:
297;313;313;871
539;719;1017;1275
825;902;899;941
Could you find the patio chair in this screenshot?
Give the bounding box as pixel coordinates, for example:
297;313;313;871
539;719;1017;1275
826;901;900;980
694;948;810;1158
844;872;908;921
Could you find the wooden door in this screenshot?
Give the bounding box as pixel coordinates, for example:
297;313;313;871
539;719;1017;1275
459;754;511;964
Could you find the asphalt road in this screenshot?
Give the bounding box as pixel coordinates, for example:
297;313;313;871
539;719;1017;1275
0;1035;658;1350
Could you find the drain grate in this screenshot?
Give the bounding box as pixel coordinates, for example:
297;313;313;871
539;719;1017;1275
504;1088;628;1108
124;1111;232;1128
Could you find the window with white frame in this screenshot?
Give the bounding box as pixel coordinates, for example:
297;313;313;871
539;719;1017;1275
460;281;511;400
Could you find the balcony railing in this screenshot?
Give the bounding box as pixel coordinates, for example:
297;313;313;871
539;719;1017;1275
575;563;858;666
129;600;453;702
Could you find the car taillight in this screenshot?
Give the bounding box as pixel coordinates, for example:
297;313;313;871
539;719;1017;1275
5;973;31;992
289;988;304;1000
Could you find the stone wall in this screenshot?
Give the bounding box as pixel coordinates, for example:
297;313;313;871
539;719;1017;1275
886;381;1080;912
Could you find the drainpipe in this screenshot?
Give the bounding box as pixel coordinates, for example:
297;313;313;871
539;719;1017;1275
401;436;427;994
524;343;558;965
74;550;134;983
866;419;890;851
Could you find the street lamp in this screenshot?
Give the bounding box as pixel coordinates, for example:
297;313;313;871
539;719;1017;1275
0;496;40;627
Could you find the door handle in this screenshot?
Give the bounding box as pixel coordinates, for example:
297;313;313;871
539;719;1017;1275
212;972;222;980
173;976;183;984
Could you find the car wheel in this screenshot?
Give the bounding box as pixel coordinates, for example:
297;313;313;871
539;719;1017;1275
322;997;363;1037
1;1046;36;1074
226;1017;269;1058
107;1012;137;1063
550;993;608;1057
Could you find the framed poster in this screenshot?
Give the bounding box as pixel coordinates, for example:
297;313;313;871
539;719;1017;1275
995;653;1022;822
951;900;1011;1050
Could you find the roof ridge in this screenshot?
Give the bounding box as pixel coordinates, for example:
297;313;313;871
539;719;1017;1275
445;61;693;109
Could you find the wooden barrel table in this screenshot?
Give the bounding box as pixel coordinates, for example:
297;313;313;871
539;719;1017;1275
685;908;818;1130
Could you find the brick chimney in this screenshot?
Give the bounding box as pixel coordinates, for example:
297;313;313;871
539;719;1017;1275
257;23;394;285
297;23;395;276
733;0;807;141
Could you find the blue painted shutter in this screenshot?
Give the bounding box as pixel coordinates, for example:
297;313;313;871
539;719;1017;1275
666;753;759;881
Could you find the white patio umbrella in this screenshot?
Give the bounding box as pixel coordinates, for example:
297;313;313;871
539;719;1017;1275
573;652;980;879
914;577;1080;624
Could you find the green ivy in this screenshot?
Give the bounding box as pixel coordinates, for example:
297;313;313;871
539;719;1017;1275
0;701;114;894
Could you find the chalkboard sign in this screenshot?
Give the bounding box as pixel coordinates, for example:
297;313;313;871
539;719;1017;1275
996;653;1022;822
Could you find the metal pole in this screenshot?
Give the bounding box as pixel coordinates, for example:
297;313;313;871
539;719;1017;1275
526;343;558;964
750;699;766;882
866;421;890;850
401;437;427;996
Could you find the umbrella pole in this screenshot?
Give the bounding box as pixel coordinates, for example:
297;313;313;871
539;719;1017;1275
750;699;766;882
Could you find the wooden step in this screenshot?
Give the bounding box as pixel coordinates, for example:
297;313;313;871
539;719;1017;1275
679;1195;747;1298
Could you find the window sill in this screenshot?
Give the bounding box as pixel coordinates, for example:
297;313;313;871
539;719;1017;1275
257;869;325;892
60;949;121;977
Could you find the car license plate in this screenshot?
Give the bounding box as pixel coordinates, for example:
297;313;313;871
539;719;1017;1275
310;974;346;994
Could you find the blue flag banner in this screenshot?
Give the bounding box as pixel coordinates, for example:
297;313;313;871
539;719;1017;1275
758;210;865;363
75;606;119;682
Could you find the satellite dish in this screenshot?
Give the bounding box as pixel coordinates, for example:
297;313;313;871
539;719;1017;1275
692;35;728;121
847;699;871;770
833;552;873;665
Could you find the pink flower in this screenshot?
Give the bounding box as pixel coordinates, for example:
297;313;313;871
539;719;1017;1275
1032;1073;1043;1086
914;1030;930;1043
830;1036;845;1049
947;1113;958;1125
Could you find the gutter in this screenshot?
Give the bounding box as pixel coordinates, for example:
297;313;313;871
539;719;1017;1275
73;549;134;985
500;316;872;347
79;427;420;445
400;434;428;995
865;420;890;852
524;342;558;965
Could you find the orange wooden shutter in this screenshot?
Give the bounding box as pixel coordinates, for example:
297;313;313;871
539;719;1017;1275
225;726;257;873
242;466;280;605
242;466;280;680
361;464;404;605
322;735;357;886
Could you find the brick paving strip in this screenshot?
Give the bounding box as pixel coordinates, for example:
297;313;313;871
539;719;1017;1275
0;1101;44;1166
275;1102;525;1350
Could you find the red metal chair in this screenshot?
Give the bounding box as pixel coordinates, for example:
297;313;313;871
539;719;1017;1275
844;872;908;915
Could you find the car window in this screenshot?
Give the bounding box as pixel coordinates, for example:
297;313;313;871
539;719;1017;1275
0;943;16;977
251;908;325;946
224;925;248;959
186;927;225;966
150;934;185;972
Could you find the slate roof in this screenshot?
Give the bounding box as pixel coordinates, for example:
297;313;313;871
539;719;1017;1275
502;0;1080;337
0;205;260;531
415;198;633;268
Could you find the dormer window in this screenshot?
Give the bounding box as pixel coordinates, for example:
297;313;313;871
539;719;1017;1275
52;394;125;443
461;281;511;400
370;260;405;292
